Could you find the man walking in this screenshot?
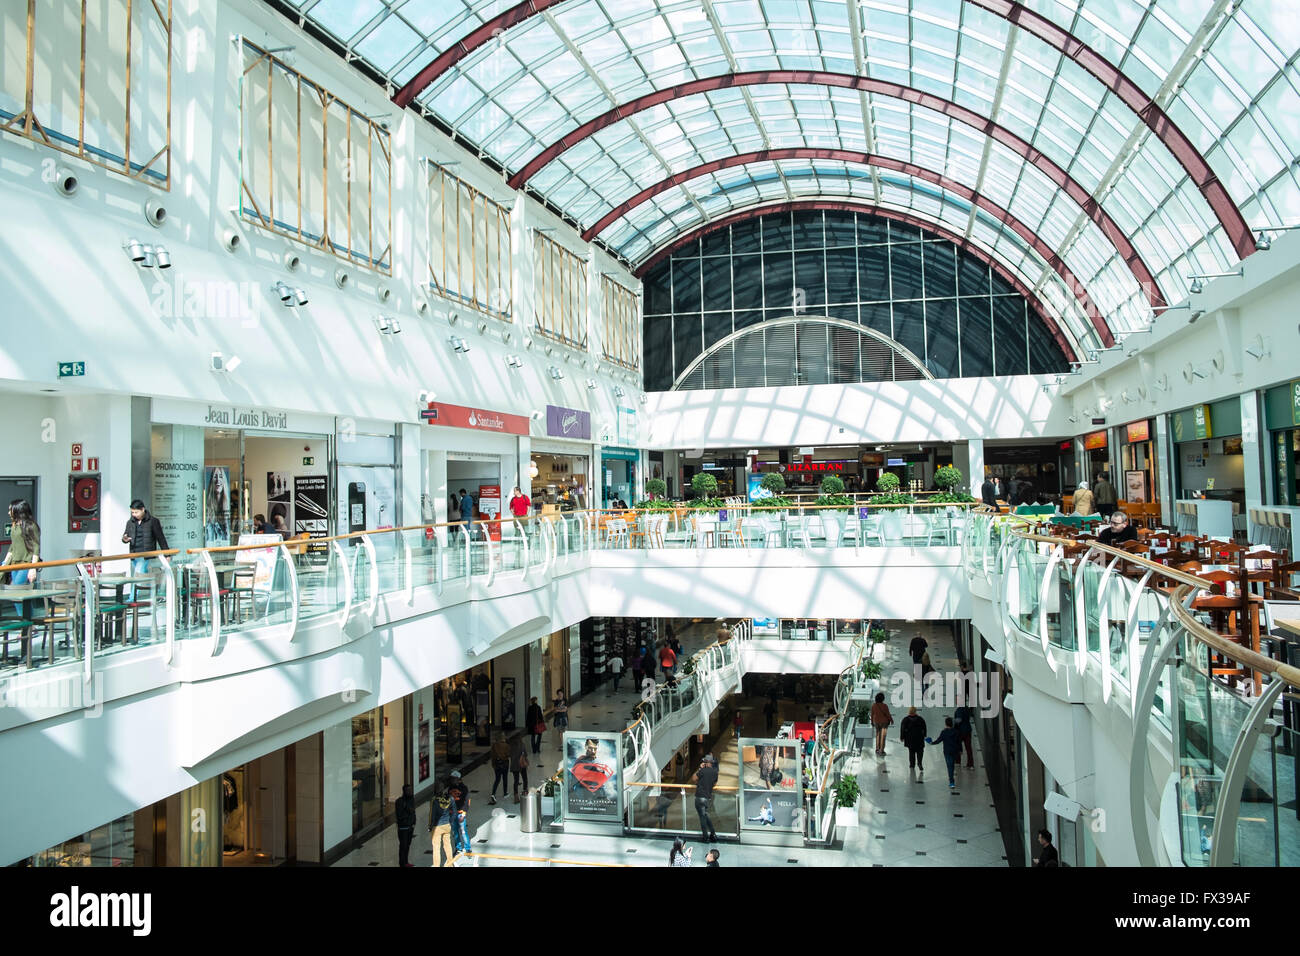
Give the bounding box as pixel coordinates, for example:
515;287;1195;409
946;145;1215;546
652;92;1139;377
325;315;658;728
608;651;624;692
659;641;677;683
457;488;476;540
926;717;963;789
954;699;976;769
691;754;719;842
395;784;416;867
447;770;471;857
1093;472;1117;519
121;498;169;601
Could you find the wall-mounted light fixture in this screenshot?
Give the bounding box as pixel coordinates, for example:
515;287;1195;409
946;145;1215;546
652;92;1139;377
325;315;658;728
418;389;437;403
210;352;241;373
585;378;597;389
1188;270;1242;294
376;316;401;335
505;354;523;368
638;394;648;405
530;410;543;421
548;366;564;380
449;335;470;353
1253;224;1300;250
613;385;626;398
124;239;171;269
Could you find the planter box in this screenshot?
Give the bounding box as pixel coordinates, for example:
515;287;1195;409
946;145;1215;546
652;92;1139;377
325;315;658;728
835;806;859;828
540;796;554;816
854;723;872;741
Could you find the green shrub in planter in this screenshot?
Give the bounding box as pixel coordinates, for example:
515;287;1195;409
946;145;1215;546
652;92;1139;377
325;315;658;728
816;474;854;508
759;472;787;495
860;659;882;681
645;477;667;500
856;702;873;723
869;627;887;644
635;498;678;510
690;472;719;499
934;464;962;492
834;773;861;809
875;472;901;493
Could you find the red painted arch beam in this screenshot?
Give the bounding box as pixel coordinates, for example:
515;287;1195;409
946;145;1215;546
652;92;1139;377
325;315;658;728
633;198;1079;364
583;147;1105;346
508;71;1161;329
392;0;569;110
392;0;1248;264
969;0;1255;260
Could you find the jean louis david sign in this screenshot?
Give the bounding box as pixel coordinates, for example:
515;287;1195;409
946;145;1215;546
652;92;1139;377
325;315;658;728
546;405;591;440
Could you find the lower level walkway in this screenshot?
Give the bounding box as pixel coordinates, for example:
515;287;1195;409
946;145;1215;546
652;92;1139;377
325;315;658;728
334;620;1008;867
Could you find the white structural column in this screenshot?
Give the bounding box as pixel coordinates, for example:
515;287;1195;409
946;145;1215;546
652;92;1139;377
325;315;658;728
1153;414;1174;525
962;439;983;498
1240;390;1265;519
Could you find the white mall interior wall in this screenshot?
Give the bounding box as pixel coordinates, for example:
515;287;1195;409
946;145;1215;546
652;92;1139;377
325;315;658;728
0;393;133;564
0;0;642;456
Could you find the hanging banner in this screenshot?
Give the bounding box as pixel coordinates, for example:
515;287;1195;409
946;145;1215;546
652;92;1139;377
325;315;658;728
1083;431;1108;450
479;484;502;542
563;732;622;821
445;700;463;764
1192;403;1213;439
418;721;431;783
500;677;516;730
1125;420;1150;443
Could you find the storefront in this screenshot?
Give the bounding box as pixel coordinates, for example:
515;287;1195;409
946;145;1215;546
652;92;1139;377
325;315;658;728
1118;418;1157;506
533;405;593;512
775;618;866;640
336;421;399;537
1082;429;1110;487
1264;380;1300;506
984;442;1063;501
149;398;338;548
420;400;528;531
600;446;641;507
1171;400;1244;506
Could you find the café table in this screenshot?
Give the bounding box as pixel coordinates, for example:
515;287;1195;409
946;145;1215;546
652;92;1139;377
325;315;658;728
95;573;161;646
0;583;79;667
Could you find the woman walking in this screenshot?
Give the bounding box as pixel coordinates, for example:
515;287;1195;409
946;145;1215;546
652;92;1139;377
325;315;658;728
552;689;569;749
525;696;545;754
489;732;510;805
669;837;693;867
869;692;893;756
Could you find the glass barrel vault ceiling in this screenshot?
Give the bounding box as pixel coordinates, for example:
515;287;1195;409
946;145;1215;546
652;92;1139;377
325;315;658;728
278;0;1300;355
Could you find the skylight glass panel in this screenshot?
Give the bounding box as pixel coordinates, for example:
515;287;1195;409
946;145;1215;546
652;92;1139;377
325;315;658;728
308;0;385;43
353;14;423;74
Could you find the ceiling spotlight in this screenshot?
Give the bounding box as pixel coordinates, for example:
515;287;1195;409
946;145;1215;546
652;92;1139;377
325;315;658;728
151;245;172;269
376;316;401;334
505;354;523;368
639;394;648;405
613;385;626;398
544;345;554;356
418;389;436;403
448;311;459;325
580;358;588;368
523;336;534;350
477;320;489;334
1152;374;1169;392
210;351;240;372
1066;414;1077;424
585;378;598;389
334;268;350;290
549;366;564;380
530;410;543;421
1244;335;1270;360
1256;231;1272;251
294;286;309;306
1188;310;1205;324
274;280;294;304
123;238;147;264
1189;278;1204;294
449;335;470;353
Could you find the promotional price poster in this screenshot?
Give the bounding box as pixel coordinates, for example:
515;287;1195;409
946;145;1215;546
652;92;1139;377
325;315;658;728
564;733;621;819
418;721;430;782
293;475;329;548
153;458;202;548
235;533;282;595
739;739;802;832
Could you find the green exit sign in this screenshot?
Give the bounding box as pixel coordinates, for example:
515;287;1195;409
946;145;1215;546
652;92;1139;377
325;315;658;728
58;361;85;378
302;456;315;466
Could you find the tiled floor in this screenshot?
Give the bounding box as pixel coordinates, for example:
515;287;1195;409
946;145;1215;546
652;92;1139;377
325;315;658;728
333;620;1009;867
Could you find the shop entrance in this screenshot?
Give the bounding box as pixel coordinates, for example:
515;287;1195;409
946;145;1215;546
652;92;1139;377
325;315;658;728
530;452;587;512
435;662;494;763
448;454;503;536
0;477;37;551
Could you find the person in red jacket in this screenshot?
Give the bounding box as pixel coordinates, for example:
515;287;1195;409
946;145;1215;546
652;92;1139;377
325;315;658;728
659;642;677;683
508;486;531;517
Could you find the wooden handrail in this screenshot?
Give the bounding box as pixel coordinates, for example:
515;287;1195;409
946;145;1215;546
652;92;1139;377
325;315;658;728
1169;584;1300;690
0;549;181;573
1011;528;1212;590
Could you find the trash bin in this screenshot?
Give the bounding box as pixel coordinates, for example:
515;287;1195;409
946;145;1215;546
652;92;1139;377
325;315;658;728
520;789;542;832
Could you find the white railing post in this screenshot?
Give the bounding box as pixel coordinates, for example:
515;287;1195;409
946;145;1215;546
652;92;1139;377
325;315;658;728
200;550;221;658
279;542;300;642
157;553;176;667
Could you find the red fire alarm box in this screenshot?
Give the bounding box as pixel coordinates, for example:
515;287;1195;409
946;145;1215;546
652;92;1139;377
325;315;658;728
69;474;100;532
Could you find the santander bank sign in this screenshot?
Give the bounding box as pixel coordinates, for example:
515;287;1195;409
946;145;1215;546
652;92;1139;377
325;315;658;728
420;402;528;435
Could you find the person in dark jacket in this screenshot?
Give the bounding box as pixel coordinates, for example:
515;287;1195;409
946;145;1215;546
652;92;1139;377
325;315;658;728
926;717;963;788
909;633;928;667
899;706;928;774
980;477;997;508
1035;828;1059;867
395;784;416;866
954;701;976;769
525;696;545;755
1098;510;1139;546
122;499;169;601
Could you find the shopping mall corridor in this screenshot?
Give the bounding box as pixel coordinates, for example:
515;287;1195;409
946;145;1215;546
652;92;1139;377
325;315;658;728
334;621;1008;867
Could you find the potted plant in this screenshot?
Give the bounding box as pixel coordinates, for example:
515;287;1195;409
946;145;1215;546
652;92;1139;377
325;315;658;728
645;477;667;501
859;659;882;698
869;626;887;646
688;472;724;510
756;472;792;516
871;471;916;505
854;703;874;741
540;777;557;816
834;773;861;828
932;464;975;504
815;474;854;546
